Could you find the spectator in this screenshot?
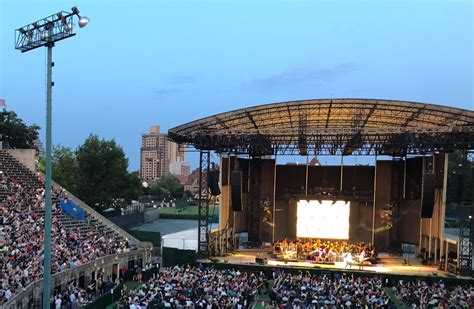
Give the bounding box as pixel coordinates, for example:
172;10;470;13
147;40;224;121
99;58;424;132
0;172;133;304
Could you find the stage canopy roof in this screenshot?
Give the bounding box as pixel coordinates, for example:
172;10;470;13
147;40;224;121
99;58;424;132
168;98;474;156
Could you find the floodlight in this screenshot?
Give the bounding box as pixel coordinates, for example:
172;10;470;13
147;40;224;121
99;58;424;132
78;16;90;28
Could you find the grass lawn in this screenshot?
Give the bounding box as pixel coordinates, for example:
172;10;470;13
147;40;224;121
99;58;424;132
159;205;219;216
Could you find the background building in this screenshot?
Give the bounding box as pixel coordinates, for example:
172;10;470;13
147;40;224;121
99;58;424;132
140;125;188;184
169;157;191;185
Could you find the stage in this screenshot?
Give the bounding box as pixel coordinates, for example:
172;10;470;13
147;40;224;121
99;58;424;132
202;249;455;278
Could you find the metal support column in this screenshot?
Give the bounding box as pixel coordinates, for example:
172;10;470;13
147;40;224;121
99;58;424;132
459;204;473;276
458;151;473;276
197;151;211;259
272;155;277;243
43;38;54;309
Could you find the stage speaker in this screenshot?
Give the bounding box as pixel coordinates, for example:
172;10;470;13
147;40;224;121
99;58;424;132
208;170;221;196
421;173;435;218
231;171;242;211
255;257;268;265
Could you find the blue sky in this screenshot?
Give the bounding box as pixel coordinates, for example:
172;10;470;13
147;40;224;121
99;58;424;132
1;0;472;171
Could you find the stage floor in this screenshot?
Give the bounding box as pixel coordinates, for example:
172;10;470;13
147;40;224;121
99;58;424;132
203;249;454;278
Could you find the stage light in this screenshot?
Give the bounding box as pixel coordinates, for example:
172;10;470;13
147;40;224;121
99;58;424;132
19;27;26;34
40;30;48;40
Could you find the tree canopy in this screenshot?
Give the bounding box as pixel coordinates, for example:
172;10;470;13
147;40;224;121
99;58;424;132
0;110;40;149
51;135;141;212
52;145;78;193
148;174;184;199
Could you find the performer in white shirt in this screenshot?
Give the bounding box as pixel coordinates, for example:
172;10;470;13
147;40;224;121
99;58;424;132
359;250;366;270
344;252;353;268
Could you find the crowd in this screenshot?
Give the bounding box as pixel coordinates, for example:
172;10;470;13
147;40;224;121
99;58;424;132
53;281;94;309
117;265;395;308
118;266;474;309
274;239;376;264
395;280;474;308
270;272;391;308
0;171;133;304
118;265;267;308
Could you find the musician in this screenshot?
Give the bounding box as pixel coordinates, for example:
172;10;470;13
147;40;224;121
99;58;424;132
344;252;353;268
358;249;366;270
327;248;335;263
297;240;304;260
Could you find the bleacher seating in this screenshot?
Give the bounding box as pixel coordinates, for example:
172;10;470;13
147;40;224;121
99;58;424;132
0;150;129;244
0;150;139;305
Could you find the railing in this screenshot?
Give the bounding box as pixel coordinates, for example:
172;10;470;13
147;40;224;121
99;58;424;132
2;249;150;309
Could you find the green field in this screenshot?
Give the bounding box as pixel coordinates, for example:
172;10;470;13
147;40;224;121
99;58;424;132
159;205;219;216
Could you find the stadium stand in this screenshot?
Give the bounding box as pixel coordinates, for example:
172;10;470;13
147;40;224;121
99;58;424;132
0;150;151;308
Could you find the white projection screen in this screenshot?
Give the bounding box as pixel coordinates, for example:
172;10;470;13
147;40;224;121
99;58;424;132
296;200;350;239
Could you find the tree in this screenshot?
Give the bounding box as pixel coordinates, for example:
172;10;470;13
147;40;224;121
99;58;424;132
183;190;193;199
52;145;78;192
149;174;184;199
75;134;141;211
124;171;142;202
445;151;473;219
0;109;40;149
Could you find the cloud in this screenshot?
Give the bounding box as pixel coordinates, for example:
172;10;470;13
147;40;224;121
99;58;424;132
153;75;196;97
154;88;180;97
167;75;196;84
250;62;357;89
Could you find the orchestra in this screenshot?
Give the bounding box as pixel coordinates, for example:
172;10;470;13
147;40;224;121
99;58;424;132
273;238;377;266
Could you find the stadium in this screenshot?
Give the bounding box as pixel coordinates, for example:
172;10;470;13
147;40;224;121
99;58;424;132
2;1;473;308
1;98;474;308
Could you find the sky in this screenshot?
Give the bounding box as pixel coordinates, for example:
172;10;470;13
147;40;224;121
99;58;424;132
0;0;472;171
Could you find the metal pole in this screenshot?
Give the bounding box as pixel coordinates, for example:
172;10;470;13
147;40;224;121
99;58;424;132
340;156;344;191
305;154;309;196
272;155;277;243
43;38;53;309
372;156;377;245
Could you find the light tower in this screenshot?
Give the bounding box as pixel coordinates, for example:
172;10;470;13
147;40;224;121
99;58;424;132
15;7;89;308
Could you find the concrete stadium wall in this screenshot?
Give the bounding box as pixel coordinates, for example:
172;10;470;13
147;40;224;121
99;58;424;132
109;212;145;229
5;149;36;172
109;209;160;229
3;249;151;309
